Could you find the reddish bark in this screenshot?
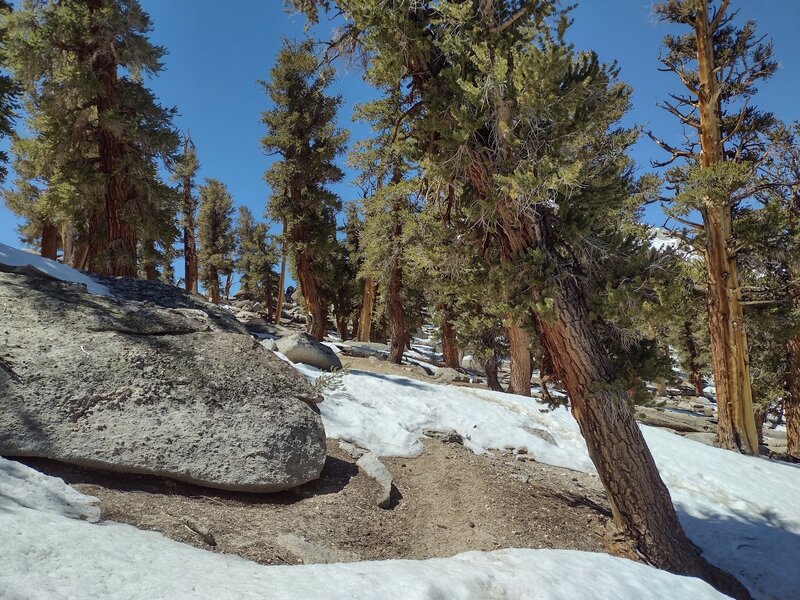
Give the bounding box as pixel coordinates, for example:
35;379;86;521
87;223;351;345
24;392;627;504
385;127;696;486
40;221;58;260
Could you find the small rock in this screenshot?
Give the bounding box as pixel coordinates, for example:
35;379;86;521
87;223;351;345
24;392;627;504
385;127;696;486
356;452;393;509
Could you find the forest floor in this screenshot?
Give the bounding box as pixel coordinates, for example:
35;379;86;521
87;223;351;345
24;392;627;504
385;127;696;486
17;352;789;571
18;433;623;568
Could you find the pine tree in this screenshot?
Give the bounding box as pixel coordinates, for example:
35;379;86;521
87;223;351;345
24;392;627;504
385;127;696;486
261;39;348;341
197;179;235;304
3;0;179;276
235;206;279;315
172;136;200;293
289;2;751;596
651;0;777;454
0;0;18;185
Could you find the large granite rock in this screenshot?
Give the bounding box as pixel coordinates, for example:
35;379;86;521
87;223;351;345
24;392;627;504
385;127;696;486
276;332;342;371
0;269;326;493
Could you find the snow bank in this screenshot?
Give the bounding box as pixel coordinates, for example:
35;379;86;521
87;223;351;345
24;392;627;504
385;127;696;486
0;243;110;296
0;457;726;600
293;362;592;472
288;360;800;599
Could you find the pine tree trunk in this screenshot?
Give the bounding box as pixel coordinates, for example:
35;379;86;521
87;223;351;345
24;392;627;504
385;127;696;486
86;0;136;277
694;2;758;454
387;206;406;364
786;336;800;458
507;323;532;396
337;314;349;342
224;272;233;301
40;221;58;260
209;267;220;304
296;250;326;341
183;170;198;294
533;262;751;599
441;306;460;369
61;222;74;267
274;219;287;325
356;276;376;343
682;321;705;397
484;354;504;392
784;186;800;457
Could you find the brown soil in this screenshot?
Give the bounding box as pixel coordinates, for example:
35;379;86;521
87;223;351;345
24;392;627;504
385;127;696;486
18;436;618;567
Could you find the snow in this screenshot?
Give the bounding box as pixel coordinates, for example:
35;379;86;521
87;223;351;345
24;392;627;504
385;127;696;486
4;331;799;598
0;456;727;599
287;361;800;599
0;242;110;296
292;361;592;472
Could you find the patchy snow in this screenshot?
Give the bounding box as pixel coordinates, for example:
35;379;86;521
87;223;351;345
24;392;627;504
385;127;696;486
0;456;727;600
287;360;800;600
293;362;592;471
0;242;110;296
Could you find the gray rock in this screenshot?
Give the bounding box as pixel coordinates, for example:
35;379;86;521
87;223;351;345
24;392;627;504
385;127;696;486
356;452;393;509
403;364;431;378
275;332;342;372
260;338;278;352
435;367;471;383
0;270;326;493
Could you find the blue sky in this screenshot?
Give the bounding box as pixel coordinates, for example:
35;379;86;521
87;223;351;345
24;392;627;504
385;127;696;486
1;1;799;263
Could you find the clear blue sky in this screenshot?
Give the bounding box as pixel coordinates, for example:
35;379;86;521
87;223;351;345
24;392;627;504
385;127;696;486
1;1;798;260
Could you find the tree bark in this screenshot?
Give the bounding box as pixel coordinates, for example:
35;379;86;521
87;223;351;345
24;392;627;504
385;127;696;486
694;0;758;454
356;276;376;343
224;271;233;301
40;221;58;260
786;336;800;458
182;151;198;294
86;0;137;278
61;222;75;267
209;267;220;304
296;249;327;341
532;248;751;600
387;200;406;364
507;323;532;396
484;354;504;392
274;219;287;325
441;306;460;369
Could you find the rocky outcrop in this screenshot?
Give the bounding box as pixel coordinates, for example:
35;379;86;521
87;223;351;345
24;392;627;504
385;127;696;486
0;269;326;493
276;332;342;371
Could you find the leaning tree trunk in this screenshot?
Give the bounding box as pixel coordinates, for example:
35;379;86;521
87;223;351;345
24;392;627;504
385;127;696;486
507;323;532;396
40;221;59;260
440;306;460;369
356;276;376;343
694;2;758;454
86;0;137;278
533;260;751;600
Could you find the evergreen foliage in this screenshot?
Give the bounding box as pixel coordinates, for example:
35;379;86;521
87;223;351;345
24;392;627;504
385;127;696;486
260;39;348;340
198;178;235;304
2;0;179;273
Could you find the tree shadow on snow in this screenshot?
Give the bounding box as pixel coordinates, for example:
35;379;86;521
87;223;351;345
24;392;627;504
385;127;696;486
346;368;431;391
677;508;800;600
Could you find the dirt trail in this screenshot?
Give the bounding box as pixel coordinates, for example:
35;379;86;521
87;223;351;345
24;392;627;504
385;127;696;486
18;436;615;567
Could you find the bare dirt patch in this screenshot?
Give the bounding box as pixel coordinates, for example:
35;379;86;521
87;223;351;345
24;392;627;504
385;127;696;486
17;436;615;567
